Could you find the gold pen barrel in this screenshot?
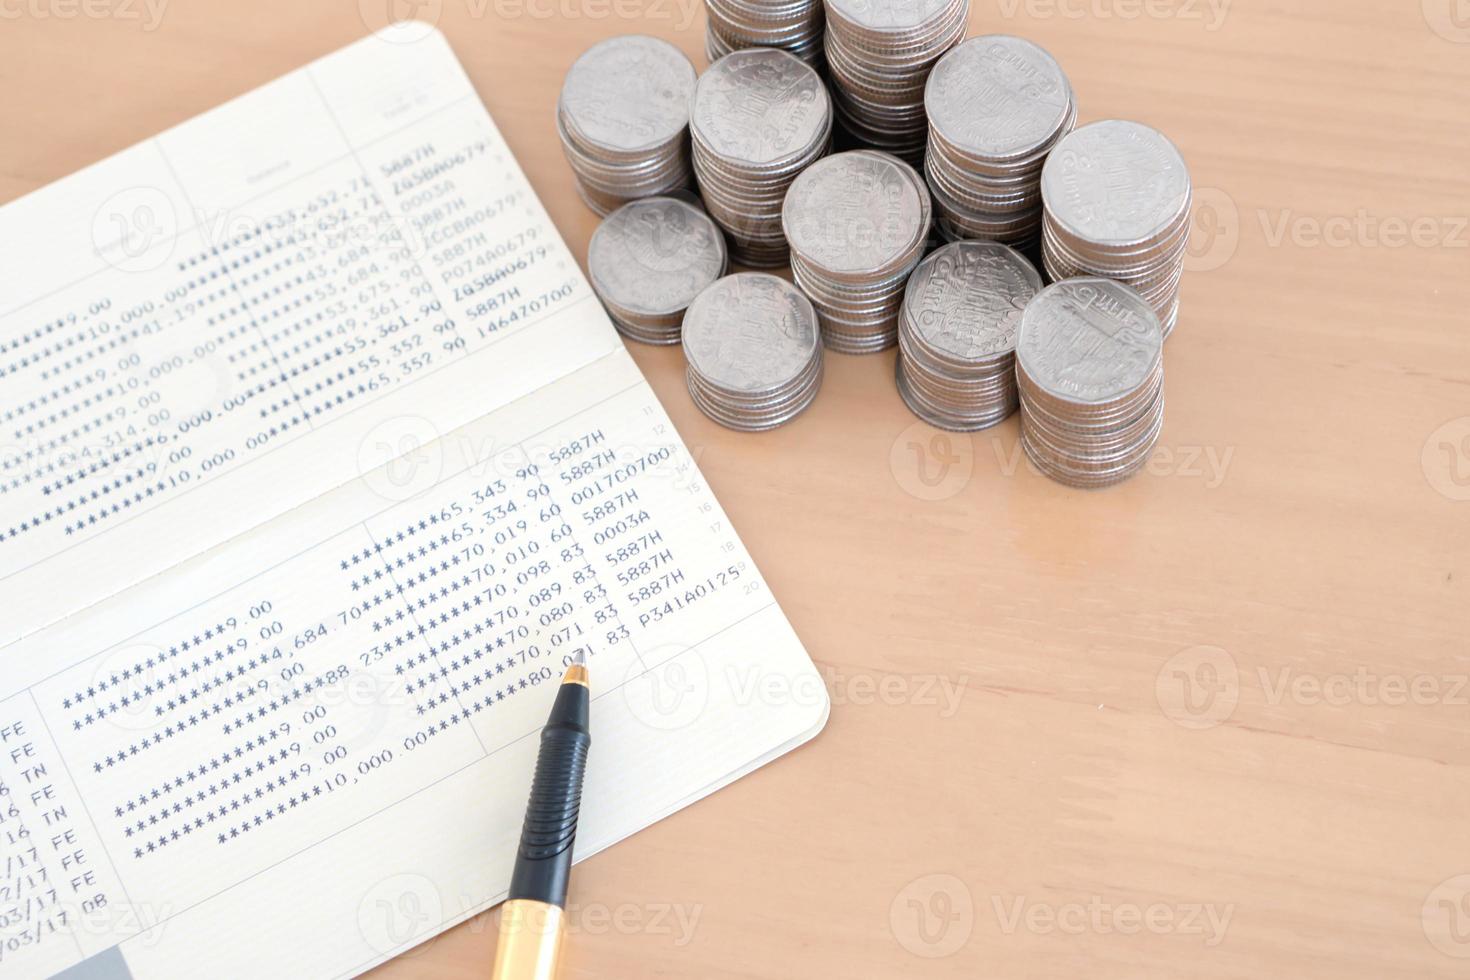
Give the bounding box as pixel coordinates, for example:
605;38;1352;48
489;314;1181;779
490;899;564;980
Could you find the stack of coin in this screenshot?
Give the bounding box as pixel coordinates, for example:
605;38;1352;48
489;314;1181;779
924;36;1077;249
704;0;825;68
587;197;729;345
1040;120;1192;339
558;36;697;216
1015;278;1165;488
782;150;931;353
823;0;969;161
682;273;824;430
690;49;833;267
896;241;1043;431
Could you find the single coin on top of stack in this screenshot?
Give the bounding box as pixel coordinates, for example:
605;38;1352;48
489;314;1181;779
924;35;1077;249
587;196;729;345
783;150;932;354
690;48;833;267
1015;277;1165;489
558;36;697;216
1040;119;1192;339
823;0;969;162
705;0;825;68
682;273;824;431
896;241;1043;431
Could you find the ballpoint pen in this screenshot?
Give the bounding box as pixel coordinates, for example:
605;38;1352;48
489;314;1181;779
491;650;591;980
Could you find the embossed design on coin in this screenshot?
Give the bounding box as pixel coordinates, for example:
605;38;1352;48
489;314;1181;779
782;151;931;354
1040;119;1192;338
926;36;1072;158
682;273;824;431
560;35;696;154
1014;278;1166;488
895;242;1041;431
588;197;728;345
557;36;696;215
689;49;832;267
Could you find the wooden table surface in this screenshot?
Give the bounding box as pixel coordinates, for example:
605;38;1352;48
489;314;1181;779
4;1;1468;976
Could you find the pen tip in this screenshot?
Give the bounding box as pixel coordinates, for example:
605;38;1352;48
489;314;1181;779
571;650;586;667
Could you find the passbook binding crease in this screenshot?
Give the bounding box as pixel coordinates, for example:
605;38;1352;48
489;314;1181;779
0;25;826;979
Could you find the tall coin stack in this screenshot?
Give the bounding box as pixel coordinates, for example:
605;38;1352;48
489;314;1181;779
690;49;833;267
896;241;1043;431
558;36;697;216
822;0;969;161
705;0;825;68
1040;120;1192;339
683;273;824;431
587;197;729;346
783;150;932;353
1016;278;1165;489
924;36;1076;249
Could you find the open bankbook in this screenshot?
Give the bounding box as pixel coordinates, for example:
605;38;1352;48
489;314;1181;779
0;26;826;979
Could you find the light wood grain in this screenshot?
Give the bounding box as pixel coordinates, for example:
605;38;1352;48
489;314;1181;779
4;1;1468;976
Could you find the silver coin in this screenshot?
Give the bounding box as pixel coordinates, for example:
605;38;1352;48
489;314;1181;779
1040;120;1191;249
690;49;832;169
559;36;696;156
589;198;728;344
1016;278;1163;406
782;150;929;277
903;241;1043;362
682;273;821;394
926;36;1074;161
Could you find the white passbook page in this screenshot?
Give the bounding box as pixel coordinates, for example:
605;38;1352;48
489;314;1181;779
0;26;827;980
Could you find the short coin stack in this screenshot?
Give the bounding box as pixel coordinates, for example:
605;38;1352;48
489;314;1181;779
558;36;697;216
587;197;729;345
823;0;969;161
690;49;833;267
782;150;932;353
924;35;1076;249
1040;120;1192;339
683;273;824;430
705;0;825;68
896;241;1043;431
1016;278;1165;489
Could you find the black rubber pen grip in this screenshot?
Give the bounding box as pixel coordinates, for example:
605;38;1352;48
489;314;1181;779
508;721;589;907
